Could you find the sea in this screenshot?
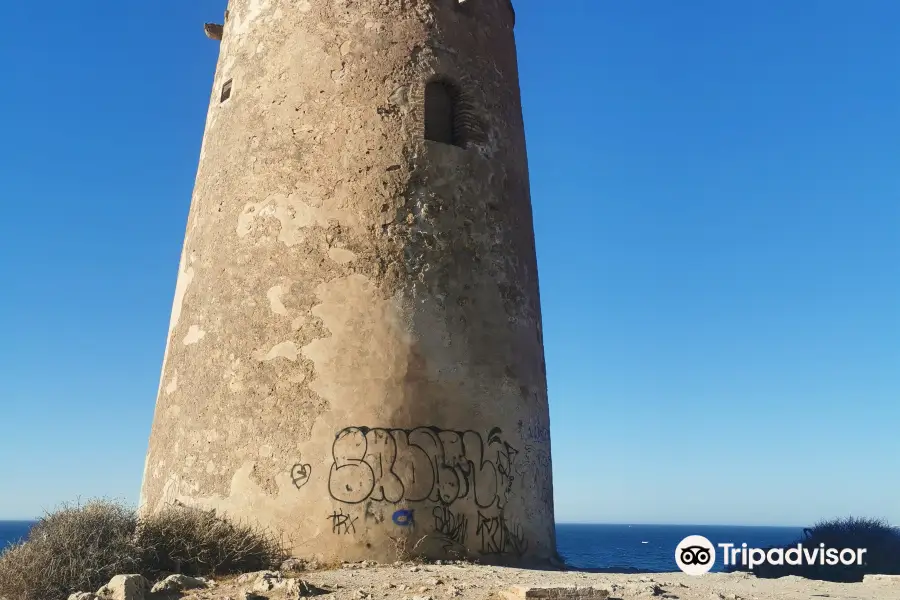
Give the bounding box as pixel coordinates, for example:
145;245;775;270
0;521;33;550
555;524;803;573
0;521;802;573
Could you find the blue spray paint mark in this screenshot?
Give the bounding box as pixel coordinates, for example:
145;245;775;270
392;509;415;526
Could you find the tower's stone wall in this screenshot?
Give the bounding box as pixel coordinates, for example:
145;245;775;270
141;0;556;565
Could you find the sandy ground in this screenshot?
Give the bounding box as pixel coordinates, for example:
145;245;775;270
172;562;900;600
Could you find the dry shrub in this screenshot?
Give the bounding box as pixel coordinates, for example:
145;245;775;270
726;516;900;582
0;500;140;600
0;500;287;600
136;505;287;578
798;517;900;580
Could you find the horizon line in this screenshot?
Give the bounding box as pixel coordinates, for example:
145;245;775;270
555;521;807;528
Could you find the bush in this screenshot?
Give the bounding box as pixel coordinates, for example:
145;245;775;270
0;500;288;600
726;516;900;582
0;500;141;600
137;505;287;577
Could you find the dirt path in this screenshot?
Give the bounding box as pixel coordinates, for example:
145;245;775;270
174;563;900;600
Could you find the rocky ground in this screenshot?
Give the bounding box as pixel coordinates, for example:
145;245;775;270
76;562;900;600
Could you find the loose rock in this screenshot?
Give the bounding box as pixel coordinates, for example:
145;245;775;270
251;571;288;592
238;571;280;585
625;582;665;597
96;575;150;600
284;579;331;597
151;574;209;594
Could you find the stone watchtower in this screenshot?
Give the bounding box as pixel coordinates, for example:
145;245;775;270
141;0;556;565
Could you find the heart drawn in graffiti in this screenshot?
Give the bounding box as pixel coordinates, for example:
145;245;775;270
291;462;312;489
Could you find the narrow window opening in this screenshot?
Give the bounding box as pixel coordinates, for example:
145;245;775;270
424;81;460;147
220;79;233;103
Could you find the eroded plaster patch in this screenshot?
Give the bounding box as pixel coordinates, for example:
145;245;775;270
301;274;411;405
183;325;207;345
225;357;245;392
328;247;357;264
236;182;355;247
169;255;195;334
232;0;272;37
138;454;152;510
165;371;178;395
237;190;333;246
157;474;200;513
254;341;299;362
168;463;318;537
267;284;290;315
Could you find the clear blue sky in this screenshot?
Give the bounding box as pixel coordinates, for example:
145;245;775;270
0;1;897;526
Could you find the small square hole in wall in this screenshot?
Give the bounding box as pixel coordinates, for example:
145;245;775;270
220;79;233;103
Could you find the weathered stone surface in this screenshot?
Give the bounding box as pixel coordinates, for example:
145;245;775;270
251;570;287;592
140;0;554;568
244;570;328;596
864;574;900;582
237;571;279;585
67;593;98;600
285;578;331;597
150;574;209;594
501;586;611;600
96;575;149;600
627;582;665;596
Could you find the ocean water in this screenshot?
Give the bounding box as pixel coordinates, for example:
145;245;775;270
0;521;33;550
0;521;802;573
557;524;804;573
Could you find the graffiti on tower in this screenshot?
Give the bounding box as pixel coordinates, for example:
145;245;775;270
327;426;518;509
